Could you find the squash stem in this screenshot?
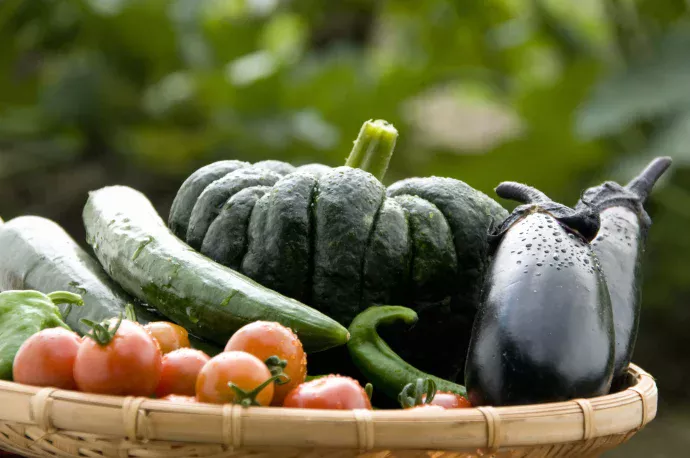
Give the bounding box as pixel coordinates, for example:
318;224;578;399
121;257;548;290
345;119;398;181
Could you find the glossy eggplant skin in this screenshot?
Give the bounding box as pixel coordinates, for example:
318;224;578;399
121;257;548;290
465;185;614;407
576;157;672;386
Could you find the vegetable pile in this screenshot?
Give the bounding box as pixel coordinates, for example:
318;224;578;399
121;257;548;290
0;119;672;411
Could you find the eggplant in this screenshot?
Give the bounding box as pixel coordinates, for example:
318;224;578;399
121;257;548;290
465;183;614;406
576;157;672;388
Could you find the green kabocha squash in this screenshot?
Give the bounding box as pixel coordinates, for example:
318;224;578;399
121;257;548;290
169;120;508;381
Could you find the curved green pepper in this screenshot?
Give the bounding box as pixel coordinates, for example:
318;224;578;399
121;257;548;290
347;305;467;401
0;290;82;380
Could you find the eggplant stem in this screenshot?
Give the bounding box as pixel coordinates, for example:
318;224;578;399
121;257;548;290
625;156;672;203
495;181;551;204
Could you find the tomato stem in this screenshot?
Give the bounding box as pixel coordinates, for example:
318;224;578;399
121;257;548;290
398;378;437;409
81;313;124;346
365;382;373;401
125;303;137;322
228;372;291;407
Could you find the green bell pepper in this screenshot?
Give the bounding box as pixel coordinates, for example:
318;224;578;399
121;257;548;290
0;290;82;380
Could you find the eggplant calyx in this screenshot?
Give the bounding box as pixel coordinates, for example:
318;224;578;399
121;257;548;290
493;181;601;244
576;157;672;224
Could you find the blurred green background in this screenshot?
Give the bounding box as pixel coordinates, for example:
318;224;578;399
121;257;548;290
1;0;688;455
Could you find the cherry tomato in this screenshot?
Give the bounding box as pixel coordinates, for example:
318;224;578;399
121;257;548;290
144;322;190;354
423;392;473;409
74;319;162;396
160;394;197;403
12;328;82;390
225;321;306;405
196;351;274;406
283;375;372;410
155;348;210;398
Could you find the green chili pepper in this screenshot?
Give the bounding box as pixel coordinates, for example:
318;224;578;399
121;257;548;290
0;290;82;380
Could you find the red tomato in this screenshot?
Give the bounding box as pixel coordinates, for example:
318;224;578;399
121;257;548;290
424;392;472;409
160;394;197;403
144;322;190;354
225;321;306;406
155;348;210;398
282;375;372;410
196;351;274;406
74;319;162;396
12;328;81;390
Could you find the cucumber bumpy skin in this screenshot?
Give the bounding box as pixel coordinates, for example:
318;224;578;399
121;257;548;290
0;215;159;334
83;186;350;353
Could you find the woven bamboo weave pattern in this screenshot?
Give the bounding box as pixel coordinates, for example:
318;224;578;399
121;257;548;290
0;364;656;458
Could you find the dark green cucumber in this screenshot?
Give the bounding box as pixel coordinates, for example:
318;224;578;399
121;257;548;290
347;305;467;401
169;160;250;238
242;173;319;303
83;185;349;352
361;199;410;306
186;167;282;250
312;166;386;325
0;216;159;334
201;186;271;269
393;195;457;303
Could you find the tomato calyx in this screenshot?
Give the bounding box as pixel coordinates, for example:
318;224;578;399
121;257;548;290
364;382;373;402
398;378;436;409
81;313;124;346
229;372;290;407
264;355;290;386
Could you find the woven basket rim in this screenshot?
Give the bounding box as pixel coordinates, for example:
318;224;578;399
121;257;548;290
0;363;657;452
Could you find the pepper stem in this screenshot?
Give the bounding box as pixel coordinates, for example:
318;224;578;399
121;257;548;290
47;291;84;320
626;156;672;204
345;119;398;182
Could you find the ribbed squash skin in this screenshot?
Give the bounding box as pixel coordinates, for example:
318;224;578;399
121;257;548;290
170;161;508;381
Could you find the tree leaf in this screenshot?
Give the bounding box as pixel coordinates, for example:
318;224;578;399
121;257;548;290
576;28;690;139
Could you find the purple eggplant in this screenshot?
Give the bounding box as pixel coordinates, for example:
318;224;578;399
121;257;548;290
465;183;614;406
576;157;672;388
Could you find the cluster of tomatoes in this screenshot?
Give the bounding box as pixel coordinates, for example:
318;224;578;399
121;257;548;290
11;317;371;409
12;317;470;410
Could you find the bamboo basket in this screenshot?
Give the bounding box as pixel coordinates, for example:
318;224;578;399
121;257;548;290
0;364;656;458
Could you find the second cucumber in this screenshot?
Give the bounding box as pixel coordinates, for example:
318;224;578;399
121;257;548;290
82;185;349;352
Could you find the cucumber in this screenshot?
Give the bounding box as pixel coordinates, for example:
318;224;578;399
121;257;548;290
83;185;350;352
0;216;159;334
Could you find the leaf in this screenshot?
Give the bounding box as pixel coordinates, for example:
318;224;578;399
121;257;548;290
576;28;690;139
